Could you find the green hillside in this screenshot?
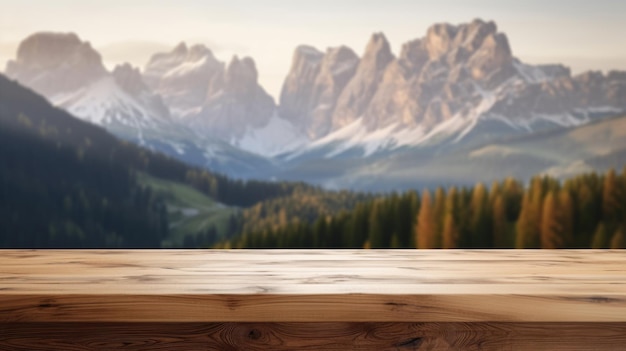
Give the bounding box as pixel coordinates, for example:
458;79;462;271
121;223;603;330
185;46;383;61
137;173;237;247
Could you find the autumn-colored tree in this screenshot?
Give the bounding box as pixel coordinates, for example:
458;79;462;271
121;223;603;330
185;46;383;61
558;190;574;247
540;190;574;249
492;194;508;248
516;178;544;248
442;187;459;249
217;169;624;250
540;192;558;248
416;190;436;249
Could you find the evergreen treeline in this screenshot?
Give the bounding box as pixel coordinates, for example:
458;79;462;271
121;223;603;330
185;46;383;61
0;75;322;247
221;171;626;249
0;75;317;209
240;189;373;234
0;124;168;248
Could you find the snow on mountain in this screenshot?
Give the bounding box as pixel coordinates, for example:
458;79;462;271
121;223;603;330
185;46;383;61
52;76;160;127
5;22;626;189
4;32;277;178
5;33;174;138
278;19;626;164
144;45;291;152
234;113;307;157
143;43;224;118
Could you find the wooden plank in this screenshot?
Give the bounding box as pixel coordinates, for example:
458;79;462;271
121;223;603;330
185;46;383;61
1;250;626;322
2;322;626;350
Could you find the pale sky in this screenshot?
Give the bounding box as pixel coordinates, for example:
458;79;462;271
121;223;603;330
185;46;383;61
1;0;625;99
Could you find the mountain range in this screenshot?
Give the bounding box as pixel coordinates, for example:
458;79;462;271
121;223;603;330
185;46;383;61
4;19;626;190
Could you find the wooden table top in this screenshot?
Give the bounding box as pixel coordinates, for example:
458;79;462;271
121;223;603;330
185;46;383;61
1;249;625;323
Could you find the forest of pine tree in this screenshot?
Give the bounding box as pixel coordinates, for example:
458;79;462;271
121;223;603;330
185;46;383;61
220;170;626;249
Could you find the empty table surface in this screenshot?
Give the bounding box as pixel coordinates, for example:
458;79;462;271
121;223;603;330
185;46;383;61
1;249;625;323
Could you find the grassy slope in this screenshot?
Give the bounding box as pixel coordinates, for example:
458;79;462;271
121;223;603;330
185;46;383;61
137;173;237;247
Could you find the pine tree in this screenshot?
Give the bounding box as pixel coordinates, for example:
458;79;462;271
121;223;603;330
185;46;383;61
416;190;436;249
591;223;608;249
516;178;543;248
575;184;600;247
442;187;459;249
433;187;446;247
558;189;574;247
502;177;523;222
540;190;574;249
369;201;386;248
442;213;458;249
540;191;559;249
492;195;508;248
470;183;491;247
516;193;531;249
610;227;625;249
603;169;622;225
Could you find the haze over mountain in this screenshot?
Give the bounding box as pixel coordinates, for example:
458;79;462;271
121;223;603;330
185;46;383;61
4;19;626;190
4;32;278;178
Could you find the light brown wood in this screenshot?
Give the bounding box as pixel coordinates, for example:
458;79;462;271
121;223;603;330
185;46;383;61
1;250;625;323
2;322;626;350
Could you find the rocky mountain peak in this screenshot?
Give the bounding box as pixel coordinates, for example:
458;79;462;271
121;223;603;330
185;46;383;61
325;46;358;65
319;46;360;83
225;56;259;95
143;42;224;114
295;45;324;62
173;41;188;54
112;63;149;96
139;41;278;143
5;32;107;95
398;39;429;76
279;46;324;130
279;44;360;139
200;55;276;139
144;42;220;79
13;32;103;69
189;44;216;61
454;19;497;52
425;23;458;60
362;32;394;70
329;33;395;129
467;32;513;82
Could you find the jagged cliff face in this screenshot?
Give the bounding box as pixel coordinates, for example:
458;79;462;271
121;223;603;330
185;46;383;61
111;63;171;123
279;19;626;144
4;33;276;177
4;20;626;189
332;33;395;130
279;20;514;138
5;33;173;131
143;43;224;117
144;45;276;140
363;20;516;131
279;45;359;138
5;32;107;96
197;56;276;138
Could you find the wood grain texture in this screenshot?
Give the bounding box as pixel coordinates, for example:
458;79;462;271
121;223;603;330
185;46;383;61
2;322;626;350
1;250;626;322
